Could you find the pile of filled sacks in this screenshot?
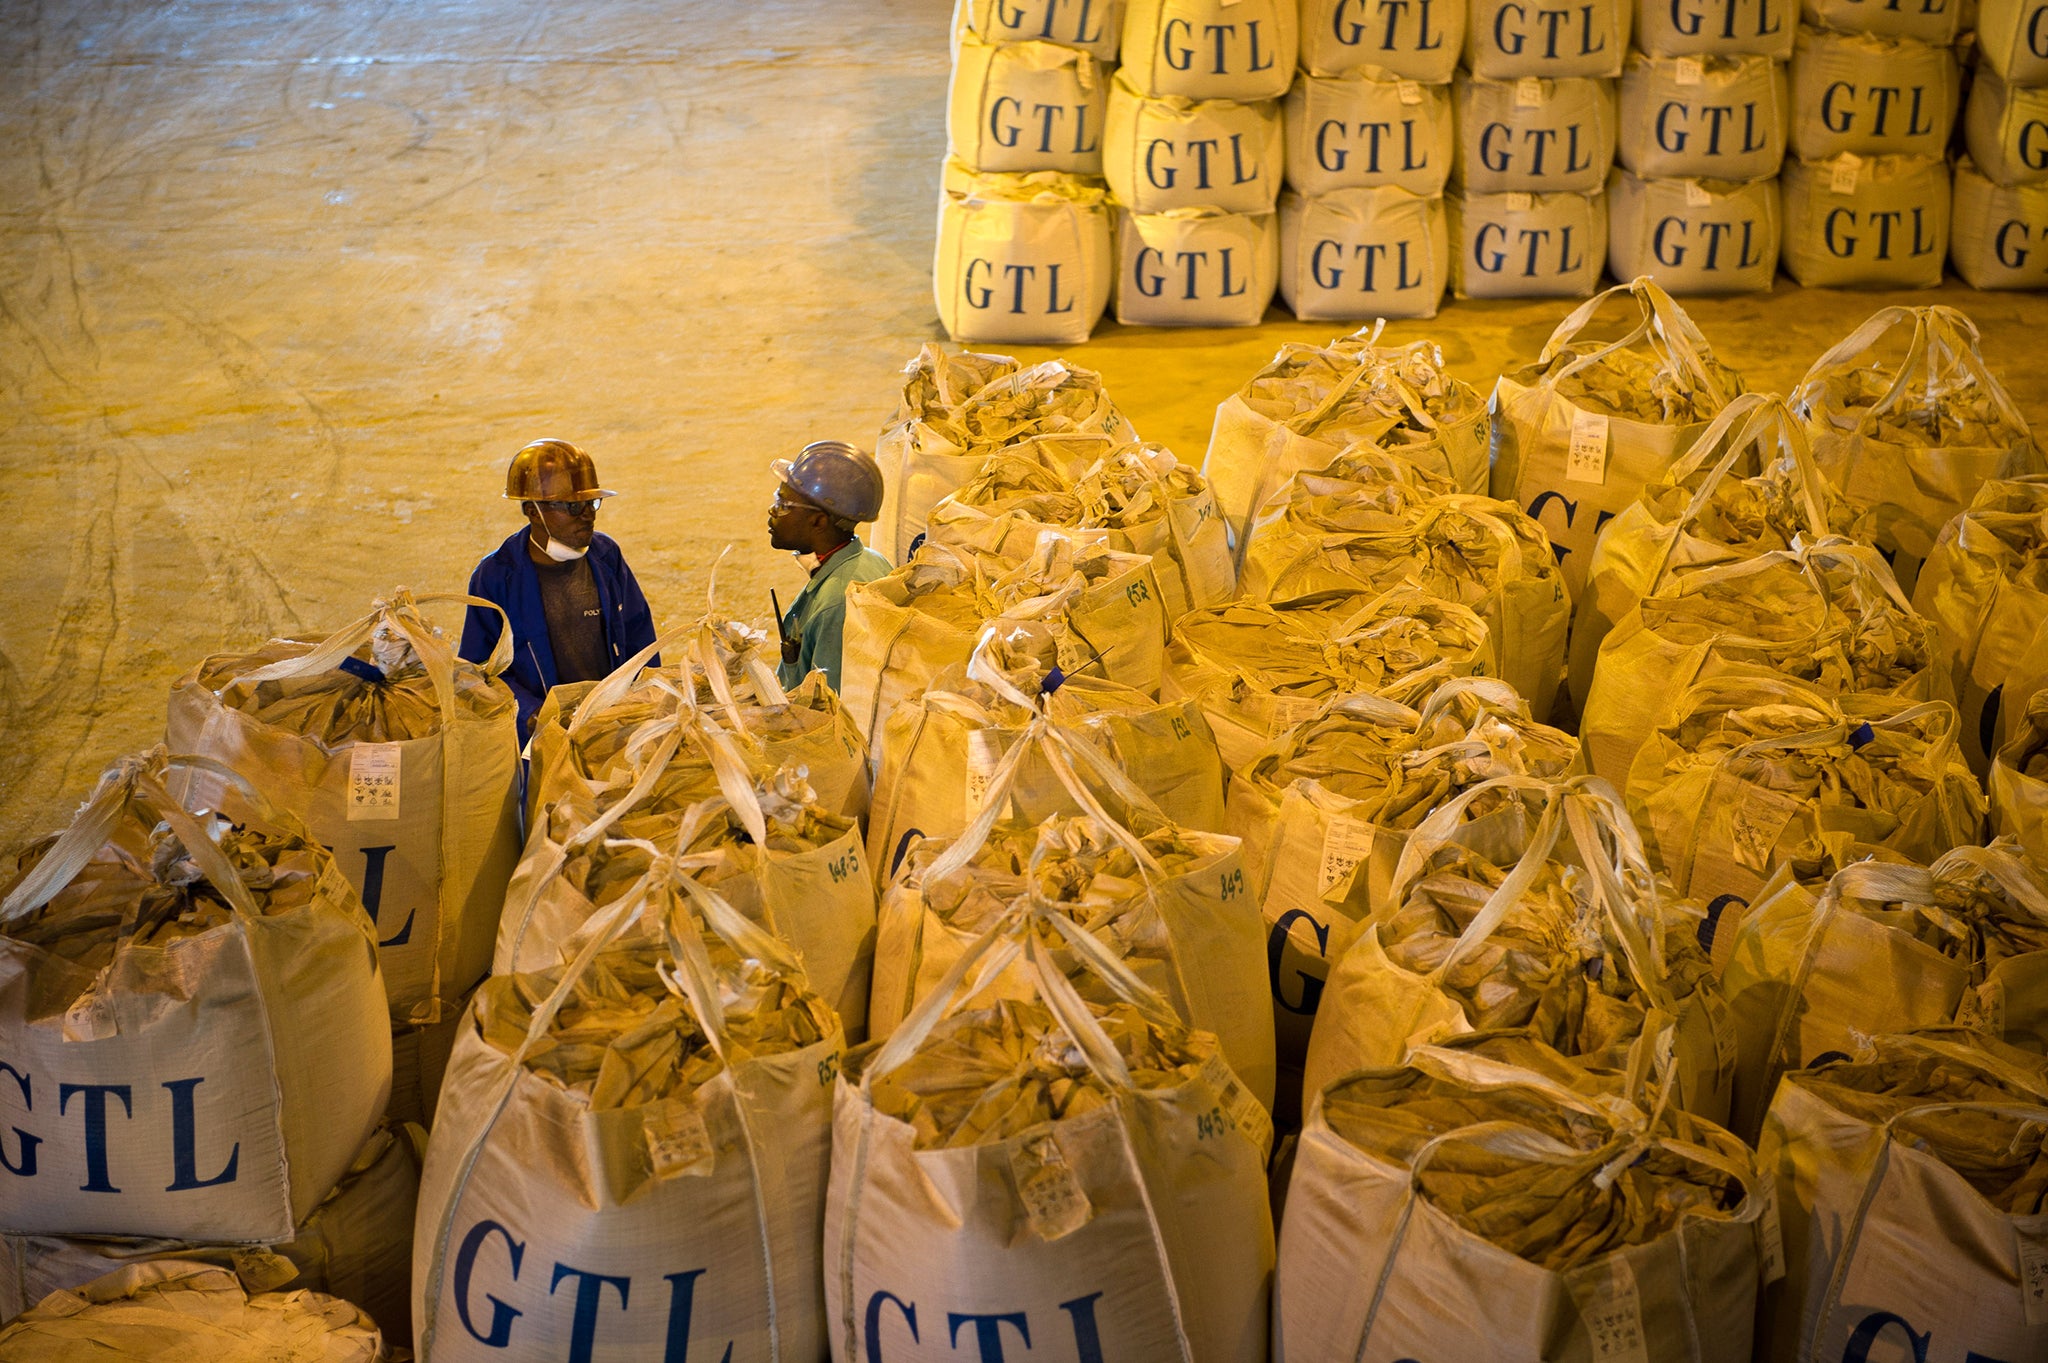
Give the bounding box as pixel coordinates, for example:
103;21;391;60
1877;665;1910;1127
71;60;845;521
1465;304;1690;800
5;281;2048;1362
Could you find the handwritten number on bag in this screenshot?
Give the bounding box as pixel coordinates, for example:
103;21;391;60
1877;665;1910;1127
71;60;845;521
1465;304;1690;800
1219;868;1245;901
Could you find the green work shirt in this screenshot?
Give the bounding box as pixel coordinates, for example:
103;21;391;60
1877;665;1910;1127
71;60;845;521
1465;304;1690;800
777;538;892;695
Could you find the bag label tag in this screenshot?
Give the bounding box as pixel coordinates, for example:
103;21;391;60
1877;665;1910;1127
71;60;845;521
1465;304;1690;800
1319;814;1376;901
1570;1256;1649;1363
2018;1219;2048;1326
348;743;402;821
1567;410;1610;484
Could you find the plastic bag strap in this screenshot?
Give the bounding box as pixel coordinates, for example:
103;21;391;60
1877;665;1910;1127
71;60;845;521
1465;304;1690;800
1562;793;1669;1007
1384;772;1555;903
568;618;694;735
1932;843;2048;923
1;750;263;923
1428;795;1568;982
228;590;504;725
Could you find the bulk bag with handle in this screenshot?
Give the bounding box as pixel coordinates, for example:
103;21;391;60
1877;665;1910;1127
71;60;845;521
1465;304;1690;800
1964;67;2048;190
0;749;389;1242
1787;28;1957;162
874;343;1135;565
825;896;1274;1363
1203;327;1490;560
1277;185;1451;321
413;869;843;1363
0;1259;383;1363
0;1121;423;1341
1637;0;1797;57
935;162;1115;347
1606;170;1783;295
1103;74;1284;214
1626;674;1985;912
958;0;1128;61
1758;1031;2048;1363
1718;853;2048;1139
1950;155;2048;289
1791;304;2042;593
1282;68;1454;197
1565;392;1856;707
1911;474;2048;774
166;588;520;1025
1618;51;1788;181
1977;0;2048;82
870;705;1273;1106
1238;478;1570;716
1464;0;1630;78
1301;774;1738;1126
948;29;1110;175
1779;151;1950;288
1452;73;1616;195
1446;185;1609;298
1112;205;1279;327
1120;0;1297;100
501;704;876;1035
1487;275;1744;603
1226;681;1579;1100
840;534;1169;747
1164;585;1494;769
1298;0;1466;81
1579;538;1942;786
1277;1036;1768;1363
867;623;1226;891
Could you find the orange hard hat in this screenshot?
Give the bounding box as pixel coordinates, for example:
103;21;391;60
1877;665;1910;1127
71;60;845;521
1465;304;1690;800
503;438;617;502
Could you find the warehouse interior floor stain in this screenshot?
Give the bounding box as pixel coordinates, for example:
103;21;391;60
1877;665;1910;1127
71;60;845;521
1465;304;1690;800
1;0;2043;836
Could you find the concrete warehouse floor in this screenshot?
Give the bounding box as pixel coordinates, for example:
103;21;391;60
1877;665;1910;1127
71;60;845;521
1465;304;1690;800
2;0;2045;839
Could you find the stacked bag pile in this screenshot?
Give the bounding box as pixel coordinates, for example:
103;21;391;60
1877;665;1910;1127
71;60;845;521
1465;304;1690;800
937;0;1123;342
1446;0;1628;296
1612;0;1793;291
1955;0;2048;285
1108;0;1295;324
1279;0;1461;317
1779;0;1962;285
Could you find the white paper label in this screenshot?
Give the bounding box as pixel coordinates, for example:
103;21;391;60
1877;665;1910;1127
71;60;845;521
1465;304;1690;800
1011;1135;1092;1241
1319;815;1376;901
347;743;402;821
1684;179;1712;207
1566;410;1609;484
1755;1175;1786;1285
1516;76;1544;107
2018;1222;2048;1326
1398;79;1424;105
964;728;1006;818
644;1100;715;1178
1505;191;1534;213
1829;154;1861;195
1572;1258;1649;1363
1674;56;1704;85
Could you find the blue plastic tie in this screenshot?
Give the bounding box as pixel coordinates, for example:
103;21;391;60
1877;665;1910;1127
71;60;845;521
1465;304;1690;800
338;656;386;684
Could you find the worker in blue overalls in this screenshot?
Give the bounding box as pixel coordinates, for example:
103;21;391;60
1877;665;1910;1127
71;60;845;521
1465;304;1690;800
768;440;890;694
459;438;659;738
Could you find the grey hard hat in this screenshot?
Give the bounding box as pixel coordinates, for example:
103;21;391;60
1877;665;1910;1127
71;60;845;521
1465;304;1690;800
770;439;885;524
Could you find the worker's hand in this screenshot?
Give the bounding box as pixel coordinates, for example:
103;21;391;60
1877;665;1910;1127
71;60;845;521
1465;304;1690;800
780;635;801;665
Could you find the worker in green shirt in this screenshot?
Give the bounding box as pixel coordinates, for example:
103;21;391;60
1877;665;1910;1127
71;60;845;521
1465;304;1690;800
767;439;892;694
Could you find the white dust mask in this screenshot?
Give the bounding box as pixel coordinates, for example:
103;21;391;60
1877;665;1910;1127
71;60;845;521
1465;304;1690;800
533;532;588;563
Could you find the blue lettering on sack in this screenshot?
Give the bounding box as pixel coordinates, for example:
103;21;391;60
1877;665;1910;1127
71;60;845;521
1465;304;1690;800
448;1217;735;1360
0;1063;39;1177
863;1293;1106;1362
163;1077;239;1191
356;845;415;948
890;829;925;878
1268;909;1331;1015
1699;892;1748;951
